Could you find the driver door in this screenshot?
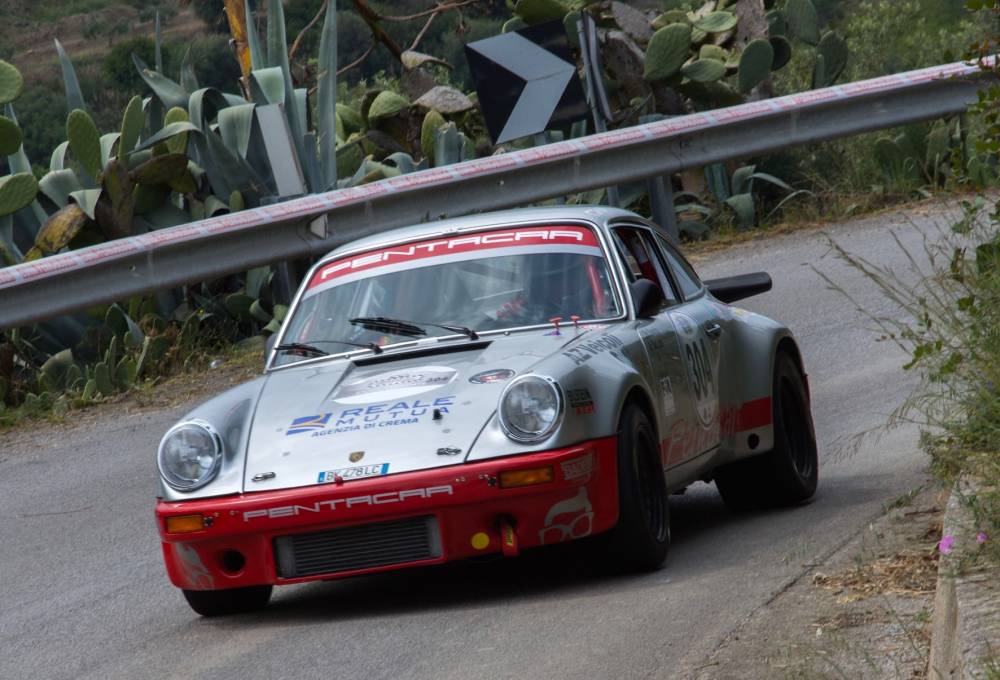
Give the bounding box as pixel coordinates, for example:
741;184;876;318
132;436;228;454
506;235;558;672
611;225;695;468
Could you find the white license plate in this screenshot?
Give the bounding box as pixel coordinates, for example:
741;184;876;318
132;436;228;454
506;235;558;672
317;463;389;483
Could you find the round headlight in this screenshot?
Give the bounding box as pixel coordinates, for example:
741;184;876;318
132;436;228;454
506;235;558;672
498;375;564;443
157;420;223;491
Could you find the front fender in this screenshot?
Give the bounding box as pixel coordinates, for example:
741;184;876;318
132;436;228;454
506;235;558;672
157;376;268;501
466;328;650;461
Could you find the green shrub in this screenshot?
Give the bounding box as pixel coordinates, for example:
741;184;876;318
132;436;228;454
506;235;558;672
11;86;66;167
186;35;242;93
189;0;229;33
102;37;157;94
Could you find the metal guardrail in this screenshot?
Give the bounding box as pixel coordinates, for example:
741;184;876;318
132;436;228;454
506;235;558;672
0;60;992;329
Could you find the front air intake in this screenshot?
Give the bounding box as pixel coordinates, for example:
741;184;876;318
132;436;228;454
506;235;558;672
273;515;441;578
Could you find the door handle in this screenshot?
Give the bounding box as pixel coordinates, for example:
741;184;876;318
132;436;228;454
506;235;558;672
704;322;723;338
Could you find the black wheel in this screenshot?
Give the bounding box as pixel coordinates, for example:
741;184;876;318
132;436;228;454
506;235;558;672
182;585;273;617
715;352;818;511
605;403;670;570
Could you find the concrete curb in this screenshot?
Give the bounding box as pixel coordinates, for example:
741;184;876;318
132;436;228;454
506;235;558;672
929;482;1000;679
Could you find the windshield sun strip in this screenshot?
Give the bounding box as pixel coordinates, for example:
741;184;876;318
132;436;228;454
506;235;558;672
266;221;628;371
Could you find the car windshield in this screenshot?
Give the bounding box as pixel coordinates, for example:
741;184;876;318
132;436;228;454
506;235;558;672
273;225;622;366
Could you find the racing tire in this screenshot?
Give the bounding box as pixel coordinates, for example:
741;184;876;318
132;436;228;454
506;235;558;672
182;585;273;617
605;403;670;571
714;352;818;511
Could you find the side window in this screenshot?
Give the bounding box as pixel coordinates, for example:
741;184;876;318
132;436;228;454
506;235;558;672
612;227;679;307
655;233;702;300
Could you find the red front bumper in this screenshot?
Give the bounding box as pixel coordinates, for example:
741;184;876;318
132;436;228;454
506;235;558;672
157;437;619;591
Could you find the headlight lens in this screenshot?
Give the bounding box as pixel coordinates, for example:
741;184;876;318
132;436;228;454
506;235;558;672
157;421;223;491
499;375;564;442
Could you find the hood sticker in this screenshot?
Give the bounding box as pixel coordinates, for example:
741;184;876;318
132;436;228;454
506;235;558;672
286;396;455;437
469;368;515;384
334;366;457;404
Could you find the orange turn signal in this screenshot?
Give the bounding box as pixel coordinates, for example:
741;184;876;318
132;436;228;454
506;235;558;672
165;514;206;534
499;466;554;489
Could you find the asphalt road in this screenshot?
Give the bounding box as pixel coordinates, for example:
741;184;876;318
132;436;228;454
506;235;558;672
0;204;956;680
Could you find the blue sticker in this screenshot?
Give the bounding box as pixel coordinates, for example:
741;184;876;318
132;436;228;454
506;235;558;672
287;396;456;437
287;413;333;435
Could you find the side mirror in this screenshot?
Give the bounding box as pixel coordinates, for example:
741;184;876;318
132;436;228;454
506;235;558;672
630;279;666;319
264;333;277;368
704;272;772;304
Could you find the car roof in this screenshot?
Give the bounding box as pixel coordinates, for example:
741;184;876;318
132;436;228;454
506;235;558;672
316;205;650;265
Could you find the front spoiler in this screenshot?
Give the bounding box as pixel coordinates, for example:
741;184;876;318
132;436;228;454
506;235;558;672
157;437;619;591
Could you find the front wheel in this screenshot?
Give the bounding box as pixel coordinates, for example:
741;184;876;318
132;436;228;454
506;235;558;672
715;351;818;510
182;585;273;617
605;403;670;570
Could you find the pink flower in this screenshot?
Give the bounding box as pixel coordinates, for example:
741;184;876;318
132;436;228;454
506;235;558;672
939;535;955;554
977;532;989;545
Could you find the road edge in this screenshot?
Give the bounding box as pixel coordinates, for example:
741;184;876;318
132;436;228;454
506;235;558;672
929;480;1000;678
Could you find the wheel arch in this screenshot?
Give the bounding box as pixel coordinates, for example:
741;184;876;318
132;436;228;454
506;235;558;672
774;335;810;403
621;385;658;439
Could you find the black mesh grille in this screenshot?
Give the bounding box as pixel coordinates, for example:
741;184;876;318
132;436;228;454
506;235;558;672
273;515;440;578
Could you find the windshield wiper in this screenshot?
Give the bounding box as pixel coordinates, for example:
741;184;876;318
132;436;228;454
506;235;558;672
349;316;479;340
275;340;382;356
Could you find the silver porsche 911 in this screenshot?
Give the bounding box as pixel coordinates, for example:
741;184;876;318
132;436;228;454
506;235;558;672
155;206;817;616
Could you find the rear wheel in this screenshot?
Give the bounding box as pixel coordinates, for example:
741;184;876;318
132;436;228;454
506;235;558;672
605;403;670;570
182;585;273;617
715;352;818;510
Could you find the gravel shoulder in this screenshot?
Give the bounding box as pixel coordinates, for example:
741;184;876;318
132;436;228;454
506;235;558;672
694;483;946;679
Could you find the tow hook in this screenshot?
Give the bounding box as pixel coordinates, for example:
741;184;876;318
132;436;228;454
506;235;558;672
498;516;519;557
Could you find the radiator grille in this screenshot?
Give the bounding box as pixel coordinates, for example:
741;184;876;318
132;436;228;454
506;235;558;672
273;515;441;578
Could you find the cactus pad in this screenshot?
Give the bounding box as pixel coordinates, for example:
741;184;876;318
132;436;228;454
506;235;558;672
337;104;364;133
694;11;737;34
512;0;568;25
645;23;693;81
67;109;103;180
367;91;410;126
32;204;88;256
681;58;727;83
119;95;144;160
738;39;774;93
651;10;689;29
769;36;792;71
786;0;819;45
0;60;23;105
421;109;446;161
0;114;22;156
699;44;728;62
815;31;848;87
0;172;39;217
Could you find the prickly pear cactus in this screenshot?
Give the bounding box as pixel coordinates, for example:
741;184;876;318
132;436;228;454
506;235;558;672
682;58;727;83
0;60;24;105
785;0;820;46
367;91;410;127
0;173;39;217
645;23;693;81
738;39;775;93
0;114;22;156
813;31;848;88
67;109;103;180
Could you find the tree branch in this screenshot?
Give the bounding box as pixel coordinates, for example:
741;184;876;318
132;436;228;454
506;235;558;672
408;9;441;52
289;0;328;63
337;42;376;76
381;0;478;22
351;0;404;62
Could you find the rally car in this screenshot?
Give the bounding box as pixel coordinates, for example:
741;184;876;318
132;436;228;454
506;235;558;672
155;206;818;616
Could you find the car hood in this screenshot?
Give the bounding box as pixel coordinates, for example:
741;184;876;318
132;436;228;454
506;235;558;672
243;328;597;492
